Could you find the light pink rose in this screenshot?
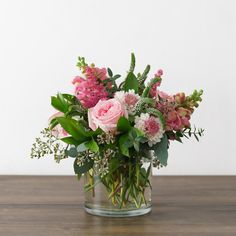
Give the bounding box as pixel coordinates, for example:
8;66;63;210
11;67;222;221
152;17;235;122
48;112;68;138
88;98;128;132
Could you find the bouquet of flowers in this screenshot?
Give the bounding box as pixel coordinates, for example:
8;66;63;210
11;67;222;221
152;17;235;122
31;53;203;215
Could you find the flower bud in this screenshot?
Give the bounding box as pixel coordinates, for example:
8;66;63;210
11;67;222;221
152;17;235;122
175;92;185;104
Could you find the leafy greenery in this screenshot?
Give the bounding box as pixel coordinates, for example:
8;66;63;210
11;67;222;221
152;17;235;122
124;72;139;93
51;93;69;113
152;134;169;166
31;53;204;210
117;117;132;133
56;117;88;142
74;158;94;174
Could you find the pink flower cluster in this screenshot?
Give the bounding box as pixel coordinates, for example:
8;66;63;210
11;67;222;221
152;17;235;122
150;69;163;98
156;90;191;131
72;66;108;108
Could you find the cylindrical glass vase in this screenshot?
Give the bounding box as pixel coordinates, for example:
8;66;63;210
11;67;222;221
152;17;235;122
83;157;152;217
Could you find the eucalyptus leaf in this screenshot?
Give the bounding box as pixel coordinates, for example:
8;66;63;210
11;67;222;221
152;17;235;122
107;68;113;77
74;158;94;174
66;146;77;157
152;134;168;166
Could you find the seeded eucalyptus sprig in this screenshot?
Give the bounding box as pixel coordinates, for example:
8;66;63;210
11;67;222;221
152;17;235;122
30;128;68;163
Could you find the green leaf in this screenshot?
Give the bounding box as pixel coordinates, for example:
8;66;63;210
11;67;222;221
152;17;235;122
129;53;136;72
112;74;121;80
152;134;169;166
49;118;59;130
124;72;139;93
77;139;99;153
62;94;77;103
142;77;161;97
51;96;66;113
117;117;132;133
66;146;77;157
56;117;88;142
119;134;130;157
139;65;151;84
60;136;80;145
107;68;113;77
74;158;94;174
76;142;88;152
85;138;99;152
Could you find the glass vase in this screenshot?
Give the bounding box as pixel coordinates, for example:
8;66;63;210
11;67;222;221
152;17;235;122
83;156;152;217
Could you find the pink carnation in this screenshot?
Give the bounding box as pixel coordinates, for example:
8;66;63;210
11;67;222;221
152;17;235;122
134;113;164;146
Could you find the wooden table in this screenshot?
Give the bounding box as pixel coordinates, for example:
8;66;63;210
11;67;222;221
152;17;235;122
0;176;235;236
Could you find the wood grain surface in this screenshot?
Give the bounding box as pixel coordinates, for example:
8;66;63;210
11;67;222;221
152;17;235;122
0;176;235;236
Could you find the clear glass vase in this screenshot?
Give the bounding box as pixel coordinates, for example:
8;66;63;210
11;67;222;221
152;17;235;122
83;157;152;217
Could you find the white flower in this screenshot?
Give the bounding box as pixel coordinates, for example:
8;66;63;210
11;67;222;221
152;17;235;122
115;89;140;115
134;113;164;146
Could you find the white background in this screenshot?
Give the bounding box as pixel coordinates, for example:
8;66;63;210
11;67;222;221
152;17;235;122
0;0;235;175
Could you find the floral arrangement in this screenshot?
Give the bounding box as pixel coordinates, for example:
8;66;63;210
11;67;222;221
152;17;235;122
31;53;203;209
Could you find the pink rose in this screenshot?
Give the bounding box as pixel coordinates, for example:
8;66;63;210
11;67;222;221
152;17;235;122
88;98;128;132
48;112;68;138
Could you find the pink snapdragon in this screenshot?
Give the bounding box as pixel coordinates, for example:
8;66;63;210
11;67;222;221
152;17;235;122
155;90;191;131
150;69;163;98
72;66;109;109
85;66;107;81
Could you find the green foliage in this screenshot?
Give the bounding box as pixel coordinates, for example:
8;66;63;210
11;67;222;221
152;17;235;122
107;67;113;77
182;126;205;141
84;139;99;152
118;128;146;156
117;117;132;133
138;65;151;93
129;52;136;73
51;93;69;113
119;134;132;157
66;146;77;157
60;136;80;145
142;77;161;97
74;158;94;174
152;134;169;166
56;117;88;142
76;138;99;153
124;72;139;93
